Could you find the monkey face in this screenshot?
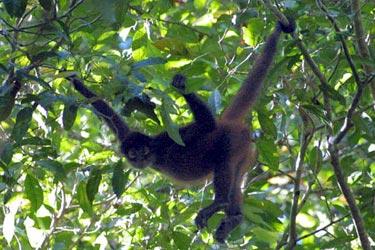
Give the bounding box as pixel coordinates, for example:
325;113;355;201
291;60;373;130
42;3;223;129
125;145;154;168
121;132;155;169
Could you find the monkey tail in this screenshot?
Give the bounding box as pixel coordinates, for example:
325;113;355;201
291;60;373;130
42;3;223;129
221;18;295;123
67;76;130;141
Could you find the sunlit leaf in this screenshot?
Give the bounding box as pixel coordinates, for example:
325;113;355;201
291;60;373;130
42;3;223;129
165;59;192;69
77;182;93;215
25;174;43;212
160;101;185;146
242;18;263;47
194;0;206;9
3;197;22;244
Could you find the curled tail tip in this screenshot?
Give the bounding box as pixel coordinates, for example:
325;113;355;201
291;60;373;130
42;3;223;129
277;16;296;34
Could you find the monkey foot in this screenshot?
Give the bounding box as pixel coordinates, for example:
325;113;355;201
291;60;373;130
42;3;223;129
195;202;229;229
214;213;243;243
195;211;208;229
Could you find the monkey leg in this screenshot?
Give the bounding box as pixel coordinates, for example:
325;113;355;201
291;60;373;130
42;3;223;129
214;154;252;243
195;160;233;230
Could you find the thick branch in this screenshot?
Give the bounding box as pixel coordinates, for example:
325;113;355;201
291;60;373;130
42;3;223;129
327;144;371;249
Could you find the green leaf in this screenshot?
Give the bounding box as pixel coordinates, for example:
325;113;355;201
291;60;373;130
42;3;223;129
320;235;356;248
123;95;160;124
114;0;129;25
350;55;375;67
165;59;192;69
11;107;34;143
154;38;188;55
86;168;102;203
25;174;43;212
301;104;330;125
0;93;15;121
116;203;143;216
38;0;52;10
31;51;58;62
62;103;78;130
3;0;28;17
243;18;263;46
160;101;185;146
21;137;51;146
319;84;346;105
256;137;279;170
17;72;52;90
112;162;130;198
172;231;190;250
194;0;206;9
308;146;322;172
0;143;14;167
252;227;278;243
132;57;166;70
37;160;66;180
77;182;93;215
257;110;277;140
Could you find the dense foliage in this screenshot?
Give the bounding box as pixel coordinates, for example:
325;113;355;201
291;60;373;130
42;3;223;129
0;0;374;249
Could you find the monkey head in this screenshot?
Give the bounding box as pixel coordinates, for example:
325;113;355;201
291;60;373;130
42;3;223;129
121;132;155;168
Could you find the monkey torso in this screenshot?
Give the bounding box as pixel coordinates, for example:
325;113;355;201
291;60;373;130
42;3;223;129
150;120;255;184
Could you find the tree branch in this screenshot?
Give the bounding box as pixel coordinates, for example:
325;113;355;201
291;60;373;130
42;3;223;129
263;2;371;249
317;0;361;87
287;134;313;249
351;0;375;100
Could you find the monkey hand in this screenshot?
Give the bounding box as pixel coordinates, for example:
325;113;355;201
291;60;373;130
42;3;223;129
172;74;187;92
277;16;296;34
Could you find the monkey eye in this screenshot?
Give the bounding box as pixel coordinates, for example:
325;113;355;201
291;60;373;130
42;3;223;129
143;146;150;155
127;149;137;159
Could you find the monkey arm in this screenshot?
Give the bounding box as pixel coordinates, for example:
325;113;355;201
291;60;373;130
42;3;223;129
67;76;130;140
181;93;216;131
171;74;216;131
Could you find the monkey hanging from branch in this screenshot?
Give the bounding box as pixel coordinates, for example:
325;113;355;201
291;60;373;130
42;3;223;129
67;18;295;242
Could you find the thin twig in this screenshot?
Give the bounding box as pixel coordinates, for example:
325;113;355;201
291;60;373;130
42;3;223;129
287;131;314;249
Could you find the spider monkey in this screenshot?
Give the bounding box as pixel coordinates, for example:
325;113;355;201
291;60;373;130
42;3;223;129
67;19;295;242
